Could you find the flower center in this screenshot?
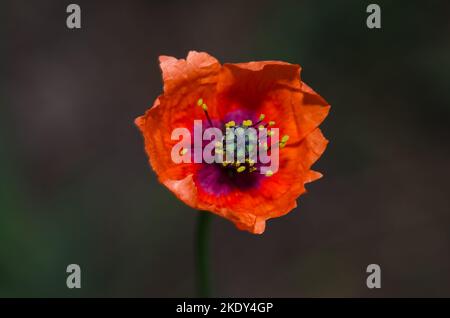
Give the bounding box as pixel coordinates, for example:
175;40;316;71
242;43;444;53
197;98;289;177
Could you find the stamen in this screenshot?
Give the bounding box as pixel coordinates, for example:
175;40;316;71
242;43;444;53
251;114;266;127
236;166;246;173
260;120;275;130
197;97;213;127
242;119;253;127
225;121;236;128
265;170;274;177
277;135;290;149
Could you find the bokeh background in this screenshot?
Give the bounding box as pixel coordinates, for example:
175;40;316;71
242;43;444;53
1;0;450;297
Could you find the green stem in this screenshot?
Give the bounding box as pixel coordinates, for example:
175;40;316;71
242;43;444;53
196;212;211;297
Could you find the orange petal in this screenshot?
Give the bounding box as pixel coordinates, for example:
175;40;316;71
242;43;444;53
295;81;331;141
215;61;302;117
159;51;221;95
135;52;223;183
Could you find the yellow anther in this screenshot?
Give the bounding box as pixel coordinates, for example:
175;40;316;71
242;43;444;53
269;121;275;126
242;119;253;127
225;121;236;128
180;148;188;155
249;167;257;172
248;159;255;166
235;161;241;167
280;142;286;148
201;103;208;111
197;98;203;106
259;114;265;121
222;161;229;167
258;125;265;130
281;135;289;143
265;170;274;177
236;166;246;173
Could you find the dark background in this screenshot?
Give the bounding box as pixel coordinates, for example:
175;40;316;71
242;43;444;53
1;0;450;297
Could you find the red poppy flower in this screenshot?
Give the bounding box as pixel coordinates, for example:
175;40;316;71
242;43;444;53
135;51;330;234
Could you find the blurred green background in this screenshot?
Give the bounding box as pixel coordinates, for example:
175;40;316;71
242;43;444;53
1;0;450;297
